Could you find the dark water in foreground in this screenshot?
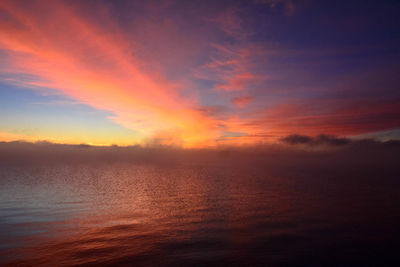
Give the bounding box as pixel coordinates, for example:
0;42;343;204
0;161;399;266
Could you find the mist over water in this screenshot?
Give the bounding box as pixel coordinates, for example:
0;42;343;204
0;141;400;266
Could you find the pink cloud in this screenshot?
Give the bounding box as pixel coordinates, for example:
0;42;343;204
216;72;256;91
232;96;254;108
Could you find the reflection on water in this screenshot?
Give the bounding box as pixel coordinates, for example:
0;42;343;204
0;162;399;266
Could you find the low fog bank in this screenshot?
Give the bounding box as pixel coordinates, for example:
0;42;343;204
0;134;399;173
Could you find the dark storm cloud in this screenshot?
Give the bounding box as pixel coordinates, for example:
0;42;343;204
281;134;350;146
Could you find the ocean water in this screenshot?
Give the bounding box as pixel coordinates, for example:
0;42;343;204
0;160;399;266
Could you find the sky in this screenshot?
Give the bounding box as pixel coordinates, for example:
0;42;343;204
0;0;399;147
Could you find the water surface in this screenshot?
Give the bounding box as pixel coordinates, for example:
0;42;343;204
0;160;399;266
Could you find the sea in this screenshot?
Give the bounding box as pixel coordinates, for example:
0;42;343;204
0;156;399;266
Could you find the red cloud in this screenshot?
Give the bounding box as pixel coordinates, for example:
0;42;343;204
232;96;254;108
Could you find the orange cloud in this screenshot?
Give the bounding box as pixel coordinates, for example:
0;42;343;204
0;0;222;147
0;131;39;143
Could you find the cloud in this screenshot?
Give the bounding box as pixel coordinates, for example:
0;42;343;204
195;8;262;94
1;138;399;170
194;42;260;93
234;99;400;141
195;105;227;117
0;0;222;147
216;72;256;92
203;7;247;40
0;131;39;143
280;134;313;145
280;134;350;146
0;1;399;147
232;96;254;108
254;0;297;15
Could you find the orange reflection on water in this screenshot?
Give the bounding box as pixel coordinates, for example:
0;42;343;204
1;159;399;266
1;163;298;266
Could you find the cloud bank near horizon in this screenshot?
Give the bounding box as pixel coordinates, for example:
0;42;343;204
1;134;399;169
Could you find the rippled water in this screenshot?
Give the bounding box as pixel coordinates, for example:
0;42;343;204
1;161;399;266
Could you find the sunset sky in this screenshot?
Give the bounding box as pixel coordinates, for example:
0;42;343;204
0;0;399;147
